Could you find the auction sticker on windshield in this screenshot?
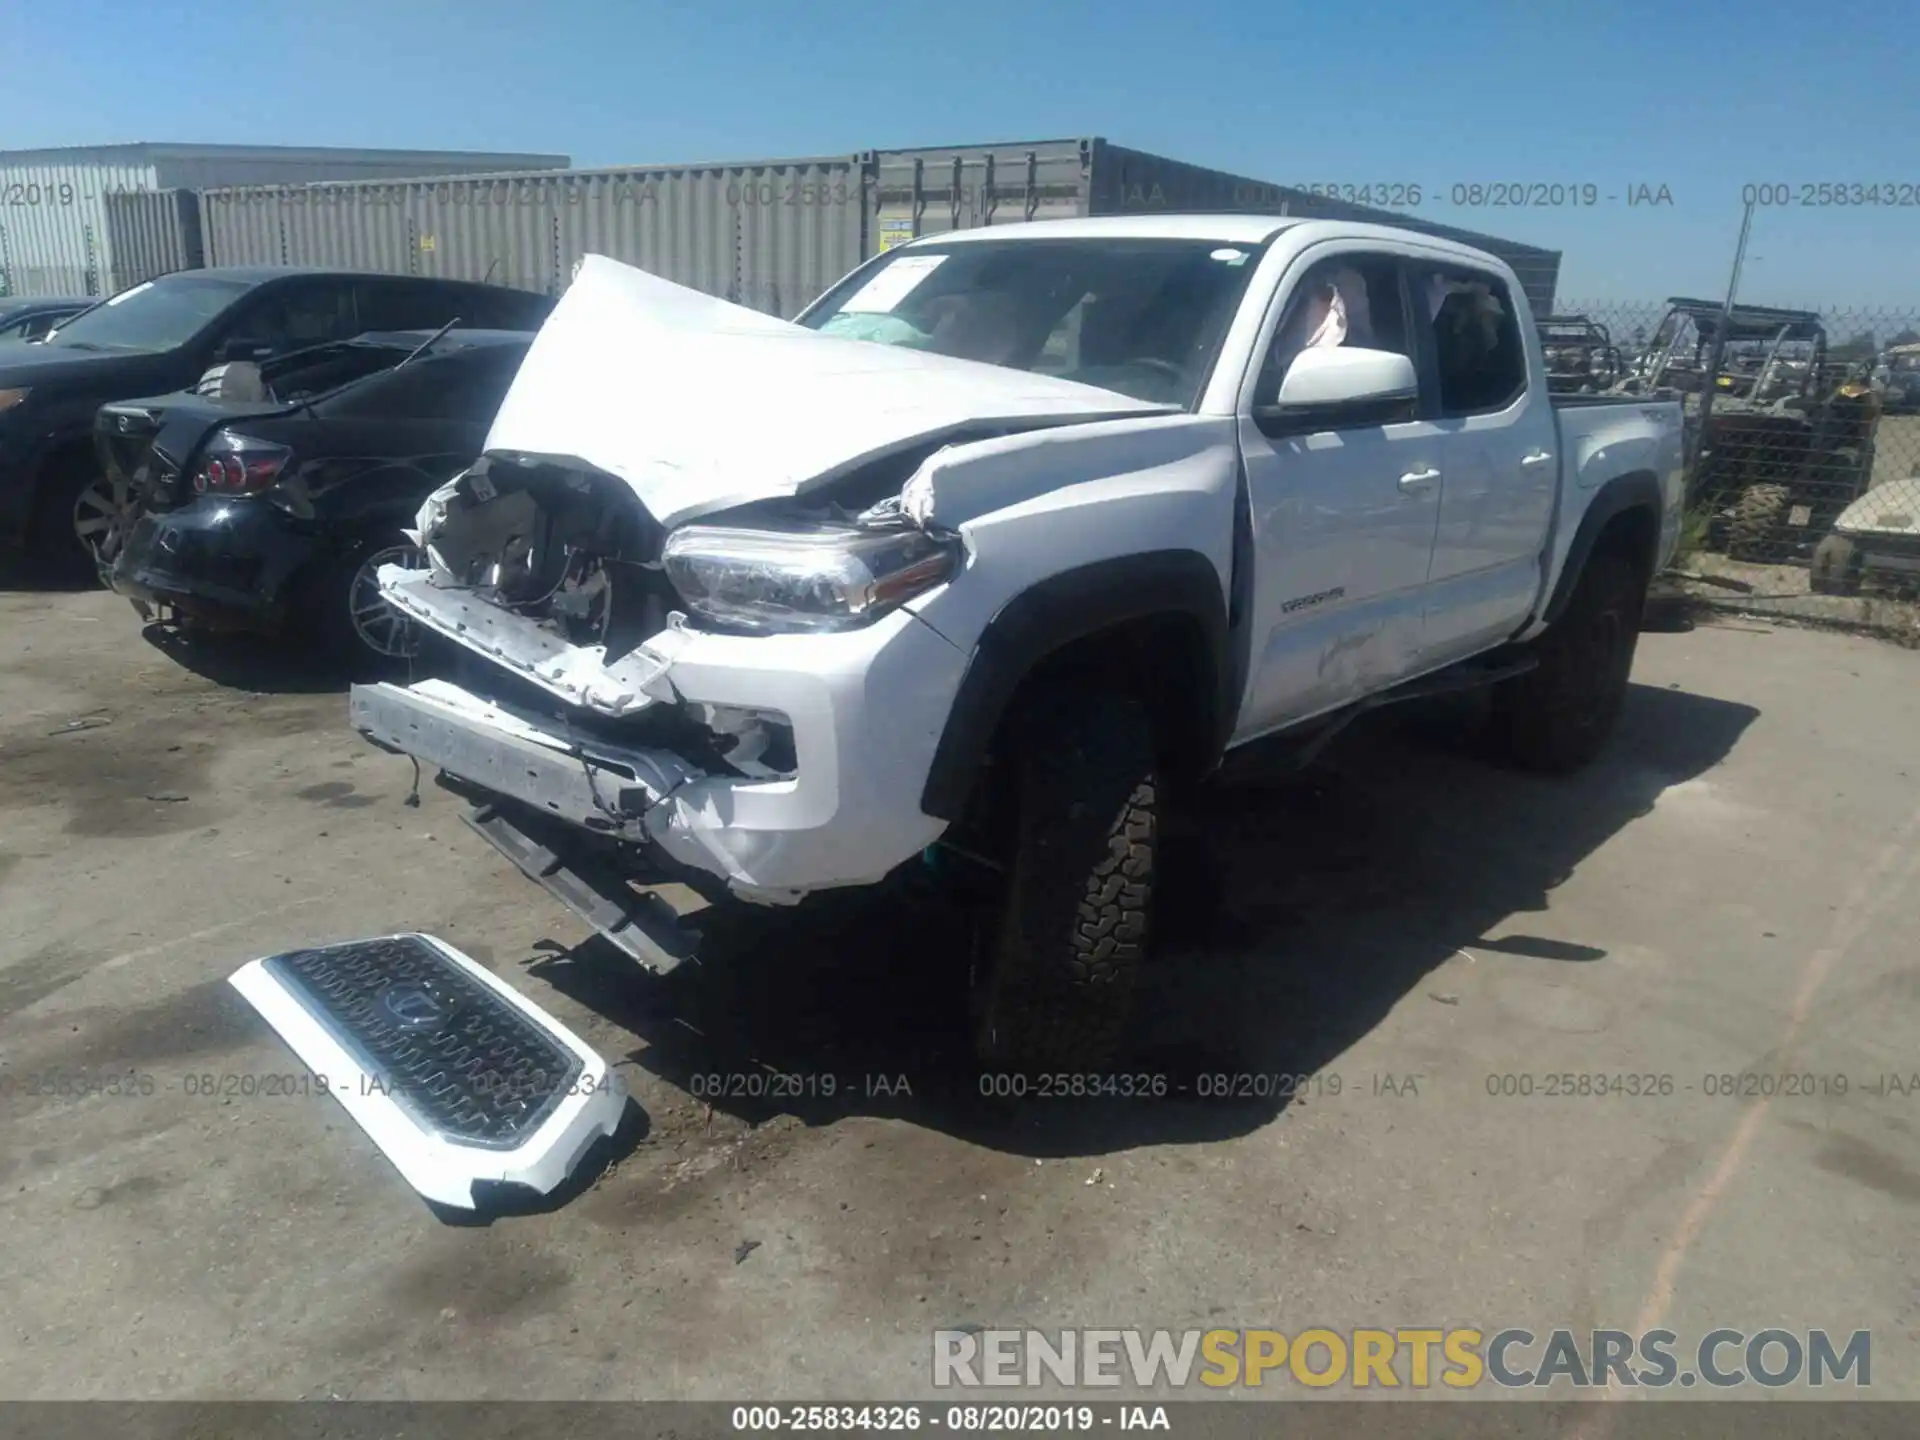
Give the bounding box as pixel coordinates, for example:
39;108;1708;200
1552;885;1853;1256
839;254;947;314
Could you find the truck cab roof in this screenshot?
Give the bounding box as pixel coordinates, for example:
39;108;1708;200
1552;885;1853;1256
895;214;1518;275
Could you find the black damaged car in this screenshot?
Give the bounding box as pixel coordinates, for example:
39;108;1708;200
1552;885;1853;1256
98;327;534;675
0;266;552;577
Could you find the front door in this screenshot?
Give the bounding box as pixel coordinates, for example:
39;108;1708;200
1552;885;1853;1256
1232;249;1444;743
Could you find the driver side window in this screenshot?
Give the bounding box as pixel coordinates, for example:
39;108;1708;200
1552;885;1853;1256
1256;254;1412;406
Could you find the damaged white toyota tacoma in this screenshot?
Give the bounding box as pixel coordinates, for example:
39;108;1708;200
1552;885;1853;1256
350;216;1684;1074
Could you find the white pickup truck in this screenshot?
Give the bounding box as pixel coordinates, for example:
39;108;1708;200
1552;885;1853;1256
350;216;1686;1075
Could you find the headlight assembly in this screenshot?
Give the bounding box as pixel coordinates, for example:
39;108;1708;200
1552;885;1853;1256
661;520;959;634
0;387;32;417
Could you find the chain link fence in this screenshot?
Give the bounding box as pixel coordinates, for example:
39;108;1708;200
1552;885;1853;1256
1546;301;1920;617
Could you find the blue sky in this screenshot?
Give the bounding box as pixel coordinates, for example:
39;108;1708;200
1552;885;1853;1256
5;0;1915;310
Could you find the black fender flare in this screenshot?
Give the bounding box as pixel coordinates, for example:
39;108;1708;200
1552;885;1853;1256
1541;470;1664;628
918;549;1231;822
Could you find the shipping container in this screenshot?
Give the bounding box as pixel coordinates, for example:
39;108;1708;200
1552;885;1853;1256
192;136;1561;319
202;157;868;316
101;190;204;289
0;143;569;297
872;139;1562;317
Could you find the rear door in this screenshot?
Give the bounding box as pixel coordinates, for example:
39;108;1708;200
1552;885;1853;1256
1232;247;1444;741
1407;262;1559;666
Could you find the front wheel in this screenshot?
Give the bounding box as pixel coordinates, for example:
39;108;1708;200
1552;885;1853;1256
970;692;1159;1076
1489;551;1644;774
31;453;132;580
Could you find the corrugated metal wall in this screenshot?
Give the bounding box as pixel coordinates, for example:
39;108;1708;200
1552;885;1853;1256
204;183;425;273
722;163;867;318
0;146;571;298
858;140;1561;315
202;158;868;317
101;189;204;289
1088;142;1562;316
413;177;551;292
147;148;569;191
869;141;1091;248
0;158;155;297
185;137;1562;319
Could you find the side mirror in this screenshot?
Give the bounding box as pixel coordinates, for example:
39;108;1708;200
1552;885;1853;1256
1274;346;1418;408
218;336;272;363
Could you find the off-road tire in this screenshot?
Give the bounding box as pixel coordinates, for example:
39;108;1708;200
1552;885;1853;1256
971;693;1158;1075
1489;551;1643;774
1809;533;1864;596
1726;483;1791;562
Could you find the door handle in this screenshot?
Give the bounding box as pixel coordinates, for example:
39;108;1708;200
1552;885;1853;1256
1521;450;1554;467
1398;467;1441;493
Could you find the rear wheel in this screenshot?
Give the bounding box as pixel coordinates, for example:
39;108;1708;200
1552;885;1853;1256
1489;551;1644;774
308;536;428;678
969;691;1159;1075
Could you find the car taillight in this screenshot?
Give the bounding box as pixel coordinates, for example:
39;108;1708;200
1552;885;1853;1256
192;430;291;496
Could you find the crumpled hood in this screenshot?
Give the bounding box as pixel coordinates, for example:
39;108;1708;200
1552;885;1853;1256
480;254;1174;527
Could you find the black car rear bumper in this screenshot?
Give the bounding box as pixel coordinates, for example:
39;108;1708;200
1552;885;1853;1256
107;498;320;632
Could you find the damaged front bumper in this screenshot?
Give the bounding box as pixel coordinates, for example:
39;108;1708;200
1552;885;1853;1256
351;678;697;837
352;570;968;907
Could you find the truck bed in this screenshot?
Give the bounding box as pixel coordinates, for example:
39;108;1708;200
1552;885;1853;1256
1549;393;1659;408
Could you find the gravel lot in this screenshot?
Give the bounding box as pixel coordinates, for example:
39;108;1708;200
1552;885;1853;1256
3;580;1919;1401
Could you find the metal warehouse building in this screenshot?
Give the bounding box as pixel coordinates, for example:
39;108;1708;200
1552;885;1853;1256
0;143;572;297
194;138;1563;318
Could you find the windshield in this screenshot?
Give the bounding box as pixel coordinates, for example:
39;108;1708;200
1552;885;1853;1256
797;237;1264;406
45;274;254;353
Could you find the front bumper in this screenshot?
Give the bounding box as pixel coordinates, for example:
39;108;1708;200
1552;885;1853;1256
107;498;320;630
351;596;970;899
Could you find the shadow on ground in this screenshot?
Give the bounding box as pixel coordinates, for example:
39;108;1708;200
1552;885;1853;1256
138;623;349;696
527;680;1760;1162
0;552;99;595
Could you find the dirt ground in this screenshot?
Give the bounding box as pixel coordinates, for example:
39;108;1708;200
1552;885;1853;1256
3;580;1919;1402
